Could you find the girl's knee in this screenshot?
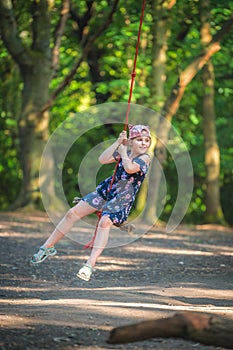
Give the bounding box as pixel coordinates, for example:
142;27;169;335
99;215;112;229
66;207;79;222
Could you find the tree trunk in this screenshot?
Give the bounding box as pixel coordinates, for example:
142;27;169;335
13;61;55;209
108;312;233;349
202;64;225;224
0;0;55;209
200;0;225;224
137;0;170;224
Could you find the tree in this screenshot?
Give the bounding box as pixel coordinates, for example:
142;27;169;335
0;0;55;209
142;4;233;224
200;0;225;224
135;0;172;221
0;0;119;210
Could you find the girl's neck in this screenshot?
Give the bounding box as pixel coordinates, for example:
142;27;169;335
128;149;141;159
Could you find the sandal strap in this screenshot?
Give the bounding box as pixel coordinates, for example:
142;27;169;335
40;246;54;252
82;263;94;272
77;263;94;281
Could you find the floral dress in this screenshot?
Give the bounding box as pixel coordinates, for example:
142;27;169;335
82;152;150;225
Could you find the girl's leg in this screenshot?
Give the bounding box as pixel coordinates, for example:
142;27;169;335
86;215;113;268
43;201;97;248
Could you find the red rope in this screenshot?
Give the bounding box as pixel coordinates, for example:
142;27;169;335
124;0;146;129
83;210;102;249
108;0;146;193
84;0;146;249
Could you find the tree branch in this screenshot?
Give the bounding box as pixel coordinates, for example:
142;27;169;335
167;0;176;10
40;0;119;115
108;312;233;349
31;0;51;53
52;0;71;72
70;1;95;42
162;12;233;123
212;12;233;43
0;0;31;67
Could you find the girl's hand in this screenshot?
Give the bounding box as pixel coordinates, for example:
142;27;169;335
117;130;127;145
118;143;128;156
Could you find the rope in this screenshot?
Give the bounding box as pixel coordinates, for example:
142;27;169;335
84;0;146;249
124;0;146;129
108;0;146;193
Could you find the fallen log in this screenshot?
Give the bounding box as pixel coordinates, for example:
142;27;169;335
108;312;233;349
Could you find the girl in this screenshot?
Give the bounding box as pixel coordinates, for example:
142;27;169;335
30;124;151;281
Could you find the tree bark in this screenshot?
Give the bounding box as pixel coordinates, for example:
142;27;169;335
202;63;224;223
108;312;233;349
200;0;225;224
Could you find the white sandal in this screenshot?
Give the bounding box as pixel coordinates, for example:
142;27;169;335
77;263;94;281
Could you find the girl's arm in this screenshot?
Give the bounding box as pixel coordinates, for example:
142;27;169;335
98;131;127;164
118;144;150;174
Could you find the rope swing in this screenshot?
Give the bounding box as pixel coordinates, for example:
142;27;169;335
84;0;147;249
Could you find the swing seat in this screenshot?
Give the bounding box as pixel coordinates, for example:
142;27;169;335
113;222;136;233
73;196;82;204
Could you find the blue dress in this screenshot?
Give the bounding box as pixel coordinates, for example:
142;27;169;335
82;152;150;224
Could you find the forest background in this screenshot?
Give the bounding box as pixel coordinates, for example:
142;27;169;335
0;0;232;227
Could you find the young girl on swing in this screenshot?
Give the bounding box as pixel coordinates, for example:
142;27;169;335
30;124;151;281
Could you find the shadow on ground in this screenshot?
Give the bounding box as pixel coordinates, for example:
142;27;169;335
0;212;233;349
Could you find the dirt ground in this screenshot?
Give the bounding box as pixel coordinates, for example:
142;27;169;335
0;211;233;350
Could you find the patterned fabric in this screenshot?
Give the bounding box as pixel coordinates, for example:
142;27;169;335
82;152;150;225
128;124;151;139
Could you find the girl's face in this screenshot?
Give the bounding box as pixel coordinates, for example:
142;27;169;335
130;131;151;155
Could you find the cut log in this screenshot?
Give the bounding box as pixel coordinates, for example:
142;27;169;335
108;312;233;349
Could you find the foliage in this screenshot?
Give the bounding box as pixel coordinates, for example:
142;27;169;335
0;44;22;208
0;0;232;225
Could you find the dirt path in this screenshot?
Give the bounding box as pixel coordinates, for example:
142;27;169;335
0;212;233;349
